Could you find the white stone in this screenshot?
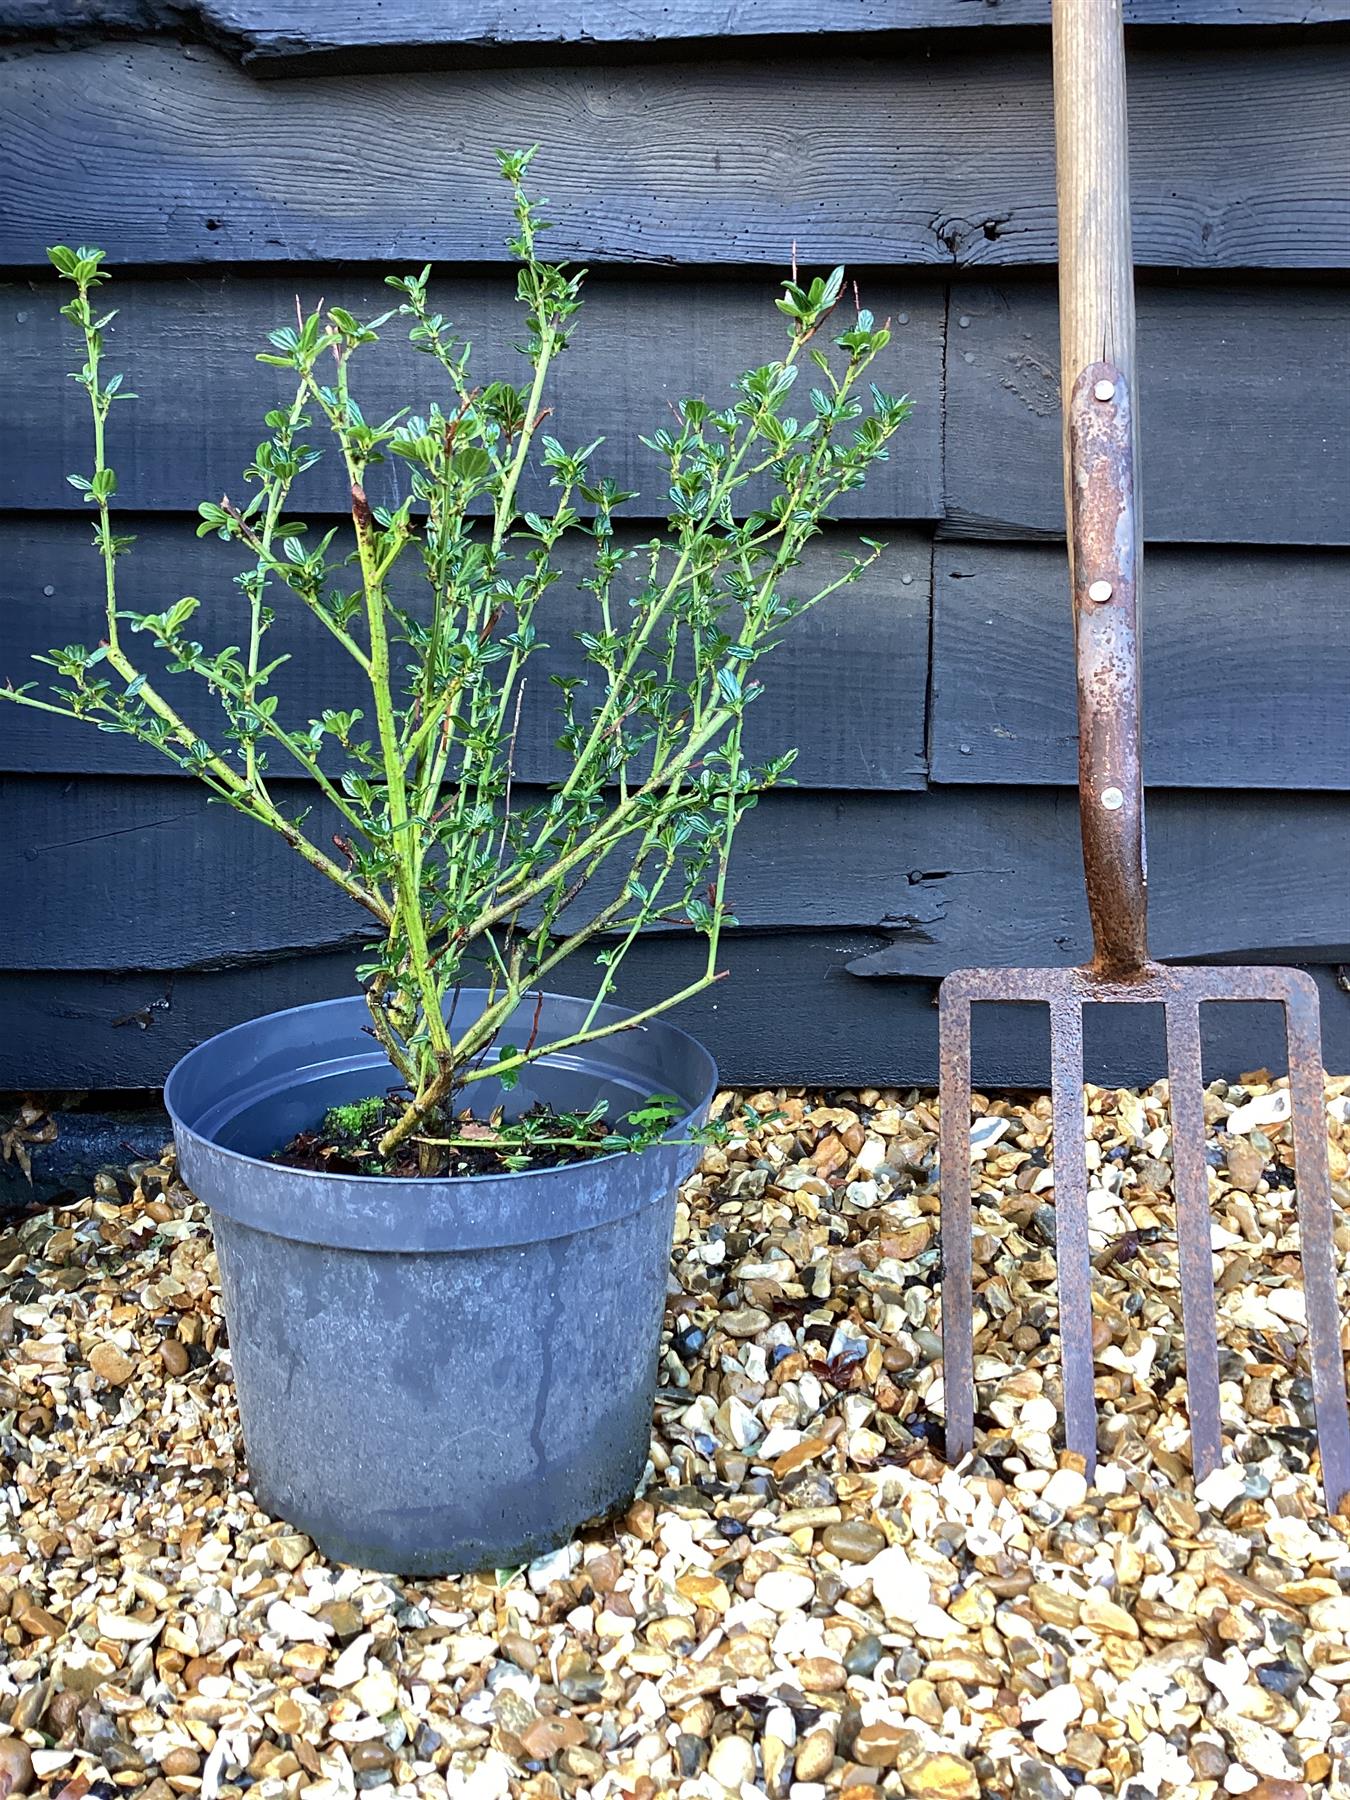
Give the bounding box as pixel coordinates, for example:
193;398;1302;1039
328;1631;374;1688
1041;1468;1089;1512
527;1542;578;1593
351;1664;399;1718
851;1545;929;1620
970;1117;1012;1155
764;1705;797;1748
1310;1596;1350;1635
1224;1767;1258;1794
754;1569;815;1613
912;1603;967;1642
1268;1287;1307;1324
1020;1396;1058;1434
1024;1686;1081;1763
708;1733;757;1789
31;1750;75;1778
1021;1683;1082;1731
1095;1462;1128;1495
855;1138;886;1174
1269;1514;1331;1566
1225;1089;1290;1134
1195;1464;1248;1513
265;1599;333;1644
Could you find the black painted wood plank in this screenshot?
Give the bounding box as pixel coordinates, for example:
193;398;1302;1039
0;516;930;791
0;271;943;521
943;282;1350;545
5;945;1346;1091
930;543;1350;788
1;43;1347;268
8;778;1347;974
9;0;1350;66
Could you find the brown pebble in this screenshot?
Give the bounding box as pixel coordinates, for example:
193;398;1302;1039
160;1747;202;1777
796;1656;847;1693
159;1338;190;1376
794;1728;837;1782
1188;1740;1228;1780
624;1500;656;1540
1225;1141;1267;1192
821;1520;886;1563
900;1752;979;1799
44;1689;82;1739
1062;1730;1103;1773
904;1678;943;1726
0;1738;34;1795
852;1722;920;1768
349;1741;394;1775
501;1631;540;1671
13;1596;63;1638
518;1715;586;1761
87;1340;135;1386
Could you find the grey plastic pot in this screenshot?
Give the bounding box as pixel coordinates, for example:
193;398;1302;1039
164;990;716;1574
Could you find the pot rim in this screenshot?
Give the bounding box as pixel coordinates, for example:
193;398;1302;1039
165;987;718;1198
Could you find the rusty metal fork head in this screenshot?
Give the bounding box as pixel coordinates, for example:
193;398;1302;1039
938;960;1350;1510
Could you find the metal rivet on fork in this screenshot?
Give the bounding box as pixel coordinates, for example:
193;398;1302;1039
1093;379;1116;401
1087;579;1113;604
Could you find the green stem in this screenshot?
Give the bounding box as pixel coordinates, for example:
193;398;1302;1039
459;973;725;1091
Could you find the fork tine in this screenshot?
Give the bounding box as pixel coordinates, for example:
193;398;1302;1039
1282;977;1350;1513
939;986;975;1466
1049;1001;1096;1475
1164;998;1225;1484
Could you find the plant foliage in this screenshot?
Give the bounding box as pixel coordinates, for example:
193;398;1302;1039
7;156;911;1170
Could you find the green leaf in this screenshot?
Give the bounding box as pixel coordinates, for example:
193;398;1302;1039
716;667;743;706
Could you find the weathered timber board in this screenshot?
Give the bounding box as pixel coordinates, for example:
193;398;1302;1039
930;542;1350;787
8;778;1347;973
943;282;1350;544
0;271;943;521
5;945;1346;1090
1;43;1347;267
9;0;1349;67
0;516;931;791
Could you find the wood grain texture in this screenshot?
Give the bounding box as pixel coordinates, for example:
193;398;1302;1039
8;0;1349;64
0;271;943;521
1;42;1347;268
0;516;931;791
930;543;1350;788
8;778;1347;973
943;281;1350;543
4;946;1346;1091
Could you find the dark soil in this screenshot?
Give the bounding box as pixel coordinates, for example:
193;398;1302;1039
273;1091;614;1179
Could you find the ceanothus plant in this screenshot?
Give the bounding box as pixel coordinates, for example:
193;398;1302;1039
3;152;910;1172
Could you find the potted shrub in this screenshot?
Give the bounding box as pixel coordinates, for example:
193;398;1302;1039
5;154;909;1572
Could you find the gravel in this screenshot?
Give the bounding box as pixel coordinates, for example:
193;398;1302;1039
1;1071;1349;1798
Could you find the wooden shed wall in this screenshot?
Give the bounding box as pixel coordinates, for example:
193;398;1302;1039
0;3;1347;1090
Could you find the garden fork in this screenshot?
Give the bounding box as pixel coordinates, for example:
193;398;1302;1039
937;0;1350;1509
